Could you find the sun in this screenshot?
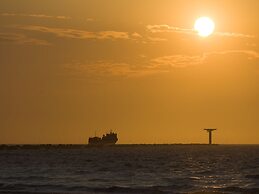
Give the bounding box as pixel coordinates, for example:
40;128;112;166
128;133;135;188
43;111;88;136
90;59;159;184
194;17;215;37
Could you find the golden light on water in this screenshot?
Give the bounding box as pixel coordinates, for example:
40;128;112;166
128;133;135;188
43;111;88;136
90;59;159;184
194;17;215;37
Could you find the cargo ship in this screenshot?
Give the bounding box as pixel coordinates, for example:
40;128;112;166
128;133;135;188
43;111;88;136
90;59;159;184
88;131;118;145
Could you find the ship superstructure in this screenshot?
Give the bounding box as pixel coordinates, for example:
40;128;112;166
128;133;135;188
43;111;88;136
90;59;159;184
88;131;118;145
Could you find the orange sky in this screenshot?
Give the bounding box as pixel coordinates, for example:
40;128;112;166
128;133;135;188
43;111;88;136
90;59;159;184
0;0;259;144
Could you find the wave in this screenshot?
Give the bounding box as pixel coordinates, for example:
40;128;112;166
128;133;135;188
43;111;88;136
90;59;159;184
222;186;259;194
2;182;259;194
246;174;259;179
0;182;191;193
0;183;209;194
1;146;259;194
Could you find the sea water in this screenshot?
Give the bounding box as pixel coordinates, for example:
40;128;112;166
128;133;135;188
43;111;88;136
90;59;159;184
0;145;259;194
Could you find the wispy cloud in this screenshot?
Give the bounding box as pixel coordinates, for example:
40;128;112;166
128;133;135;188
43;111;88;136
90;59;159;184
146;36;168;42
206;50;259;59
17;25;137;41
17;25;176;44
98;31;129;39
1;13;71;20
147;24;194;34
19;25;96;39
150;55;205;68
0;32;51;46
131;32;142;39
214;32;255;38
64;60;168;78
64;50;259;78
150;50;259;69
147;24;254;38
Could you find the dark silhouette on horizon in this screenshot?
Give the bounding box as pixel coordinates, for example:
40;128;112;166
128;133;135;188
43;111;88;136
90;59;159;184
204;129;217;144
88;131;118;145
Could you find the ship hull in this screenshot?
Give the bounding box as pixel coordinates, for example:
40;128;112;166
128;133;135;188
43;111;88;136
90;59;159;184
88;142;117;146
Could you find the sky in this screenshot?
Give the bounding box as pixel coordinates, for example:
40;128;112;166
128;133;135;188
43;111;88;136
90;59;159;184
0;0;259;144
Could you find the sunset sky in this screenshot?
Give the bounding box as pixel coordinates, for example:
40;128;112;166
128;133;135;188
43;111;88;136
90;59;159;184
1;0;259;144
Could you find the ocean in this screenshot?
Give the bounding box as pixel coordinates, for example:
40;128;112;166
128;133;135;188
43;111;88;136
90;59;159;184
0;145;258;194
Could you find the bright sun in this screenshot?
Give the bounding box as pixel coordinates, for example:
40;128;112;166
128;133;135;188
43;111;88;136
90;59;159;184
194;17;215;37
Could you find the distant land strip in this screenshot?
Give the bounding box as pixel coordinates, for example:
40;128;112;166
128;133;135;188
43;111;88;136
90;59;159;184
0;144;223;150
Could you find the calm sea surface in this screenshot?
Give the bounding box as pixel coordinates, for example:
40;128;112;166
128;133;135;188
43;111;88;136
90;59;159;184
0;145;259;194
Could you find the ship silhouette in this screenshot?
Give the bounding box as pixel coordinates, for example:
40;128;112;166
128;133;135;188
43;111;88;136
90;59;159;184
88;131;118;145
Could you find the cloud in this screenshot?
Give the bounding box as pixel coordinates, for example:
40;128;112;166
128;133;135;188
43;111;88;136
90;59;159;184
64;50;259;78
147;24;254;38
64;61;167;78
206;50;259;59
98;31;129;39
131;32;142;38
64;55;203;78
65;62;137;77
19;25;96;39
150;55;205;68
215;32;255;38
0;32;51;46
18;25;133;40
1;13;71;20
147;36;168;42
147;24;194;34
150;50;259;69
